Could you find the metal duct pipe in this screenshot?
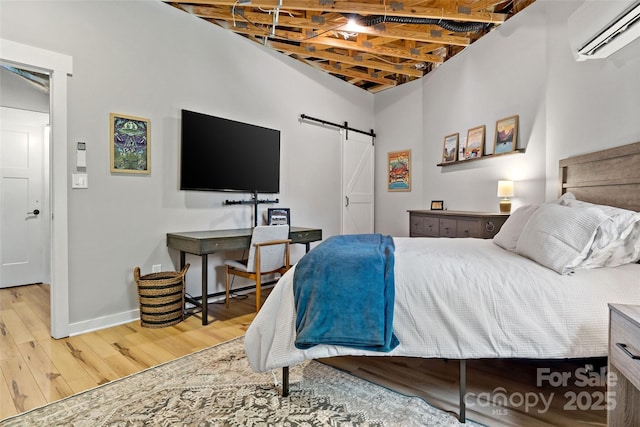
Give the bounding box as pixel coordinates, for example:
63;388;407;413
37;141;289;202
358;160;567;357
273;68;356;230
361;15;488;32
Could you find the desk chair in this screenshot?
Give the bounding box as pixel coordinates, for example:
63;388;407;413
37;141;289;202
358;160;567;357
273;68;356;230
225;224;291;312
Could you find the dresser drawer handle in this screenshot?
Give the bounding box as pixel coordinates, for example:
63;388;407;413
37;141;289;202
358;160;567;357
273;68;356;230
616;343;640;360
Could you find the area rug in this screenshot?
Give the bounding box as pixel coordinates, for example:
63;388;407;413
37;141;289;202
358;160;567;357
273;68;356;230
1;337;480;426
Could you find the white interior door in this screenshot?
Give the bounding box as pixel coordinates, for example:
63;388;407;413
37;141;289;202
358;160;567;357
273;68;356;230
1;107;48;288
341;129;375;234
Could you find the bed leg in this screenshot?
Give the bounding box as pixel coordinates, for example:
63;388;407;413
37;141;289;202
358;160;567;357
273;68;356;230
459;359;466;423
282;366;289;397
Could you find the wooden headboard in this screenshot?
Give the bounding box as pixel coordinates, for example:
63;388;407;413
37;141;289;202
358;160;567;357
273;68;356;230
559;142;640;212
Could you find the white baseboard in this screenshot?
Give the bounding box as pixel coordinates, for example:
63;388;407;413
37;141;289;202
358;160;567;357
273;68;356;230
68;282;277;336
68;308;140;336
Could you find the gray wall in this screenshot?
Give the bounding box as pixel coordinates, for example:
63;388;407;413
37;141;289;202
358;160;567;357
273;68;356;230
1;0;373;329
374;0;640;237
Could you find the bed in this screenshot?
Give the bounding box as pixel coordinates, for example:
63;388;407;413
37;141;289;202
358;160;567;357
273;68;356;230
244;142;640;421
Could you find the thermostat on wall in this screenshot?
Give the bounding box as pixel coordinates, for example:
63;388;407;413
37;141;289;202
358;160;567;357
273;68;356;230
77;142;87;168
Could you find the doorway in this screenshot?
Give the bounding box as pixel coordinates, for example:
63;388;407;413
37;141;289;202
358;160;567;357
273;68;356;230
1;38;72;338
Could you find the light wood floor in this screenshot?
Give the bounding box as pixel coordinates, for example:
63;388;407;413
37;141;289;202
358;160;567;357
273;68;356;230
0;283;255;420
1;284;608;426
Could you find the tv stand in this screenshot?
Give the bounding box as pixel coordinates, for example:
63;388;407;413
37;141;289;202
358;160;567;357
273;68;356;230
224;190;279;226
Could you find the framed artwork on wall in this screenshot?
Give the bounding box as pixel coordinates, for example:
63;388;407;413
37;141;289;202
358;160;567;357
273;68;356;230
464;125;485;160
442;133;459;164
494;115;519;155
110;113;150;174
267;208;290;225
387;150;411;192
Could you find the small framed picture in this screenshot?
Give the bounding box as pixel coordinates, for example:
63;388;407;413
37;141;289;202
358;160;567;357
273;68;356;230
464;125;485;160
387;150;411;192
110;113;150;174
442;133;459;164
494;115;519;155
430;200;444;210
267;208;290;225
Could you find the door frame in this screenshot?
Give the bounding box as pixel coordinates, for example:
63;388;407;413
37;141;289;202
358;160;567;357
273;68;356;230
1;39;73;338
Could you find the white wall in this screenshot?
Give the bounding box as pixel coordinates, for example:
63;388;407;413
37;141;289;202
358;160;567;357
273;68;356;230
373;78;424;236
374;0;640;237
0;0;373;330
543;0;640;198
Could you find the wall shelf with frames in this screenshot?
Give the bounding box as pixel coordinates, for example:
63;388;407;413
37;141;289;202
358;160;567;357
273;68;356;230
437;148;526;167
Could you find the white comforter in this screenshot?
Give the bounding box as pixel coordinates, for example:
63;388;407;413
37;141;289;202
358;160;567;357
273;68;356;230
245;237;640;373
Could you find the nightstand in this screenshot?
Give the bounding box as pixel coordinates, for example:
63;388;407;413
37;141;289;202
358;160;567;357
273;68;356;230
407;210;509;239
608;304;640;426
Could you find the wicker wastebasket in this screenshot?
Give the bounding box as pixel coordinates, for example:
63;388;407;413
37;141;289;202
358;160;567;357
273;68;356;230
134;264;189;328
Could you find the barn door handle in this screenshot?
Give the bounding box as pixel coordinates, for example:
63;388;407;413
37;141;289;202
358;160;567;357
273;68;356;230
27;209;40;216
345;196;350;207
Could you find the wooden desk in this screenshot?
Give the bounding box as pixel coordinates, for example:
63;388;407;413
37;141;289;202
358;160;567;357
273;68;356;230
167;226;322;325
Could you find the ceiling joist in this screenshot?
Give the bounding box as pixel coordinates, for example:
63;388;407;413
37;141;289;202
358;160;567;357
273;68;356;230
180;0;508;23
164;0;535;92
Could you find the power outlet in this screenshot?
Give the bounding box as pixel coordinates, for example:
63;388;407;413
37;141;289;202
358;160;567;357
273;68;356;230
152;264;162;273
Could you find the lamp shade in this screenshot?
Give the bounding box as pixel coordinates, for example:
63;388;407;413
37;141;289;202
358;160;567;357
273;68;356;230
497;180;514;198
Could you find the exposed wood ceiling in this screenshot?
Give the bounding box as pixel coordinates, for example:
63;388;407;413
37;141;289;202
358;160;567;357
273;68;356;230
163;0;536;92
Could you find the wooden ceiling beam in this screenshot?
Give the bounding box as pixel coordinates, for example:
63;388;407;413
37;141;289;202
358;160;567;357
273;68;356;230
194;6;339;31
306;60;398;86
305;36;444;63
162;0;537;92
268;40;424;77
193;6;471;46
351;22;470;46
178;0;508;24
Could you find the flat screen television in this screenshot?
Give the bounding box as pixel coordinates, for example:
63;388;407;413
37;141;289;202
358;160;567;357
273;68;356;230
180;109;281;193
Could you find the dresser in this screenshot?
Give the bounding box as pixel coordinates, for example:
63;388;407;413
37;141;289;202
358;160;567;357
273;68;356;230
408;210;509;239
608;304;640;426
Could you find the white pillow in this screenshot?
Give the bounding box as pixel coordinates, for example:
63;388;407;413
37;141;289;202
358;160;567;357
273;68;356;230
551;192;576;205
557;194;640;268
493;204;540;252
515;204;610;274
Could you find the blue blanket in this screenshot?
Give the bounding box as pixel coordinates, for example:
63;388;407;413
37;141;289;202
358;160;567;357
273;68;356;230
293;234;399;352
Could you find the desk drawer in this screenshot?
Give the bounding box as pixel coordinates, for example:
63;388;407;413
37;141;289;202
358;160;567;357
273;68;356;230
290;229;322;243
610;310;640;391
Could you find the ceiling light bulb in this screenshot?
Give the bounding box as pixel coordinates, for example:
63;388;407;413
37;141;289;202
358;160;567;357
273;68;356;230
345;18;362;32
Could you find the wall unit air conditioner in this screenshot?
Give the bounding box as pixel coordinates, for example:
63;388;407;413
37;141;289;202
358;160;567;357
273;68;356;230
568;0;640;61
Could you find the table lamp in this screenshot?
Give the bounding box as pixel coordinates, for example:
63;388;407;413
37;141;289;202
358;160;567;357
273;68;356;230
497;180;514;214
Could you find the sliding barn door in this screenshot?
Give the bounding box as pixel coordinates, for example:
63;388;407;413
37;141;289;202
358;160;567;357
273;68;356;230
341;129;374;234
